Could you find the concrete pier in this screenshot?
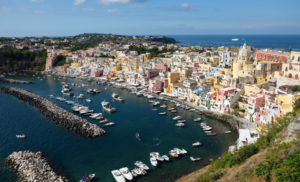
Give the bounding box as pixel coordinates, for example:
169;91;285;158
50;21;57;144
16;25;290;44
0;78;32;84
0;86;105;138
6;151;69;182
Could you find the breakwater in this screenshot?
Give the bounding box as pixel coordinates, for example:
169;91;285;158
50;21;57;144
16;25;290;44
6;151;69;182
0;78;32;84
0;86;105;138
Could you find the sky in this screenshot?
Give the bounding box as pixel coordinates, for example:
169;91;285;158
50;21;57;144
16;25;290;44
0;0;300;37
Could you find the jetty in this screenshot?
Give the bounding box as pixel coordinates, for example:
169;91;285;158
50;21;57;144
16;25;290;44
6;151;69;182
0;78;32;84
0;86;105;138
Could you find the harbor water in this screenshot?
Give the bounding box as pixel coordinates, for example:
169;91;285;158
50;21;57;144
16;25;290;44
0;73;238;182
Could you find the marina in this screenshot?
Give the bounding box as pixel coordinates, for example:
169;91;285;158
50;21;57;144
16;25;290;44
0;73;237;182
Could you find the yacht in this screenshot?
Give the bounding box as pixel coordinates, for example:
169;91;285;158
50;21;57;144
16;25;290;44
101;101;116;113
190;157;201;161
150;157;158;167
119;167;133;181
80;174;95;182
134;161;149;170
192;141;202;147
111;170;126;182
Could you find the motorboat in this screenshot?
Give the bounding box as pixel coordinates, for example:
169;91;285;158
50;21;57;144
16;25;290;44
86;98;92;103
56;97;66;102
134;161;149;170
150;157;158;167
119;167;133;181
225;130;232;134
101;101;116;113
90;113;103;119
232;38;239;41
190;157;201;161
93;89;100;93
132;168;142;176
162;155;169;161
202;126;212;131
78;94;85;99
169;150;179;158
130;169;138;177
177;120;186;123
192;141;202;147
159;112;166;115
112;93;125;102
193;118;201;122
173;116;182;120
104;122;115;126
152;108;158;111
176;123;185;127
153;101;160;106
147;95;155;99
111;170;126;182
16;134;26;139
160;104;167;108
207;132;217;136
171;110;177;113
65;100;74;105
80;173;95;182
100;118;109;124
48;94;54;98
168;108;175;111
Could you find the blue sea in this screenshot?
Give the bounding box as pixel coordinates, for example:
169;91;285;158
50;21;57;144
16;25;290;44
169;35;300;49
0;73;237;182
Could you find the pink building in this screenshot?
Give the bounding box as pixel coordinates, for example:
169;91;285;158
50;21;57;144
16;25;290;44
154;63;168;72
248;94;265;109
216;88;236;104
145;69;160;80
149;79;164;93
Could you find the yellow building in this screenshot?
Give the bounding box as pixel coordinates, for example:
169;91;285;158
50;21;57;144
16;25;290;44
232;43;255;78
165;72;182;93
275;94;300;115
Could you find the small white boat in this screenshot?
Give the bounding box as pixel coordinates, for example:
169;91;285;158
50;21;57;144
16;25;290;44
134;161;149;170
85;98;92;103
90;113;102;119
99;119;109;124
171;110;177;113
232;38;239;41
150;157;158;167
173;116;182;120
49;94;54;98
153;101;160;106
160;104;167;108
80;173;95;182
162;155;169;161
111;170;126;182
104;122;115;126
176;123;185;127
225;130;232;134
102;101;116;113
177;120;186;123
78;94;85;99
192;141;202;147
193;118;201;122
159;112;166;115
119;167;133;181
190;156;201;161
16;134;26;138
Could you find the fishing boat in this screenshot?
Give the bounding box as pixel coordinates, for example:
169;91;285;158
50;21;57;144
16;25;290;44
190;157;201;161
192;141;202;147
16;134;26;139
173;116;182;120
159;112;166;115
193;118;201;122
119;167;133;181
111;170;126;182
134;161;149;170
80;173;95;182
101;101;116;113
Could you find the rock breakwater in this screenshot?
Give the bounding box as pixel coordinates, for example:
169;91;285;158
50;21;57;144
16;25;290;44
0;86;105;138
0;78;32;84
6;151;69;182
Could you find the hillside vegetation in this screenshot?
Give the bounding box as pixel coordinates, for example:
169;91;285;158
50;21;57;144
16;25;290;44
0;49;47;72
177;98;300;182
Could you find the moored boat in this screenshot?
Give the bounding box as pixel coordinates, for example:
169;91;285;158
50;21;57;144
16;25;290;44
80;173;95;182
111;170;126;182
190;156;201;161
119;167;133;181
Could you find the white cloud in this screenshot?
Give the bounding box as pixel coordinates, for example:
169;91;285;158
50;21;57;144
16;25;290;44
83;8;94;11
100;0;145;5
107;8;118;13
74;0;86;5
181;3;189;9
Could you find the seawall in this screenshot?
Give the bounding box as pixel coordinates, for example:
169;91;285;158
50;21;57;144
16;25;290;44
0;86;105;138
0;78;32;84
6;151;69;182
